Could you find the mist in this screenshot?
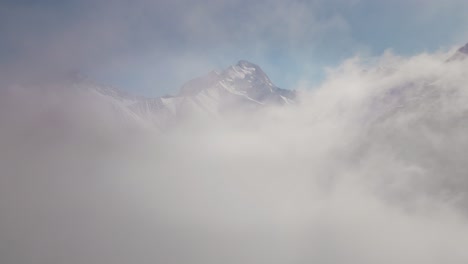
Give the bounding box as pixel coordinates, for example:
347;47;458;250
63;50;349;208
1;48;468;264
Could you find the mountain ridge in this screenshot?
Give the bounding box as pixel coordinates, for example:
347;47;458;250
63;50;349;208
79;60;296;128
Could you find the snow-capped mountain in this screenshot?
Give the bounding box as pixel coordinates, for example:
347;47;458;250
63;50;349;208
80;60;296;128
179;60;295;105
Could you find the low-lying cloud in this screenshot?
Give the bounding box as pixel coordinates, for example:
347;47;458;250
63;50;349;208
1;50;468;264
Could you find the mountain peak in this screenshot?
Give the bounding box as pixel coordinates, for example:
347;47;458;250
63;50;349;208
236;60;258;69
177;60;295;104
232;60;268;80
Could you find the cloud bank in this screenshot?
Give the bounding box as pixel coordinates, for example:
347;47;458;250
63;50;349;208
1;48;468;264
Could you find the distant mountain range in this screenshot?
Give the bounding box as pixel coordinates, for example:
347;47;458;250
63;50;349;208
76;60;296;128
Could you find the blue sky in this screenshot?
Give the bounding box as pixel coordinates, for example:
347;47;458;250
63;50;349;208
1;0;468;96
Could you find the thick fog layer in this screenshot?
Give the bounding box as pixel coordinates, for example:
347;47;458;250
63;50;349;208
2;51;468;264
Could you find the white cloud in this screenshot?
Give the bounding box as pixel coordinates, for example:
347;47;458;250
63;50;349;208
2;48;468;263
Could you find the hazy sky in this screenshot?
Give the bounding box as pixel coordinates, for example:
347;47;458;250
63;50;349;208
1;0;468;96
